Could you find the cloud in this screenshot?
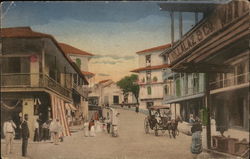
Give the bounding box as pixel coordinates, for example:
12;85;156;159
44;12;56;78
98;73;110;76
93;54;135;60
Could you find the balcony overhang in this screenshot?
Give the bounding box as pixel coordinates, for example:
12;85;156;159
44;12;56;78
162;0;249;73
164;93;204;104
158;1;224;13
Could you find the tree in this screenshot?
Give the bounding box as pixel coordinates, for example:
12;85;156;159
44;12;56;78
117;74;139;103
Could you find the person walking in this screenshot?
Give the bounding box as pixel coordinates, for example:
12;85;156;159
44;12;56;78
3;116;16;155
89;119;95;137
49;119;62;145
135;105;139;114
190;118;203;159
83;120;89;137
33;119;40;142
20;114;29;157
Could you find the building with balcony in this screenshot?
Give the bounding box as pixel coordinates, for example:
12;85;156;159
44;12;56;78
163;71;205;122
0;27;89;139
59;43;96;124
159;0;249;153
59;43;95;86
131;44;171;110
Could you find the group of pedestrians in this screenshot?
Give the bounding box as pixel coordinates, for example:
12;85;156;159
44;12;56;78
33;119;51;142
3;114;64;157
3;114;29;157
83;109;120;138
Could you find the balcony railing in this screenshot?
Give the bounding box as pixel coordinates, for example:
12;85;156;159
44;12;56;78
210;72;249;90
164;87;204;101
72;83;88;97
1;73;72;99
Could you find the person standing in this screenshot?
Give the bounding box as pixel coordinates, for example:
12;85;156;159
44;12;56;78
49;119;62;145
135;105;139;114
190;118;203;159
89;119;95;137
189;114;195;124
20;114;29;157
83;120;89;137
33;119;40;142
3;117;17;155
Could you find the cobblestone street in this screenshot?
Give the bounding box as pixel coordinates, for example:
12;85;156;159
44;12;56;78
1;109;230;159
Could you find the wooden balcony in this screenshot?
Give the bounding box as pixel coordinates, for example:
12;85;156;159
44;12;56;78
1;73;72;99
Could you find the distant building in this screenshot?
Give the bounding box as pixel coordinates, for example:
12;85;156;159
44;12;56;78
90;79;124;107
131;44;171;110
1;27;88;138
59;43;95;86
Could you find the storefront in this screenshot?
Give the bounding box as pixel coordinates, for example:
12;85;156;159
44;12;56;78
159;0;250;152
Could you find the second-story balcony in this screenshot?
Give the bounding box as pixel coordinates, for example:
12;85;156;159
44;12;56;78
1;73;72;100
210;72;249;92
72;83;89;97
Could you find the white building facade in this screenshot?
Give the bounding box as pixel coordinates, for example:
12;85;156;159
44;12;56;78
131;44;171;110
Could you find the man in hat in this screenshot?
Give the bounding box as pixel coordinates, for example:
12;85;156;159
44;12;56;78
3;116;16;155
20;114;29;157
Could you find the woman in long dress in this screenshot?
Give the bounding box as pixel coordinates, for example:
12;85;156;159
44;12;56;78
190;119;202;159
89;120;96;137
83;120;89;137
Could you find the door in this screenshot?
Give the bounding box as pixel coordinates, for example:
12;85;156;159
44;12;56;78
113;96;119;104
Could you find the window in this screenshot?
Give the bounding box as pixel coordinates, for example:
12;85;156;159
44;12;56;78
147;86;152;95
164;85;169;95
146;55;151;66
75;58;81;68
193;73;199;93
146;71;151;83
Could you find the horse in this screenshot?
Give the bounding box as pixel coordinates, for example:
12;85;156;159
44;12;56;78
167;116;183;139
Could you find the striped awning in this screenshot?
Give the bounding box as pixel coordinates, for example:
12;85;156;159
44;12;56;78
65;103;77;111
51;95;71;136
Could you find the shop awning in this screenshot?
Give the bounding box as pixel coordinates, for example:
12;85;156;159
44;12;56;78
51;95;71;136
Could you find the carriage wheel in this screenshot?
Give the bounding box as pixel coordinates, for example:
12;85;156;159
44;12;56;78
144;118;150;134
154;124;158;136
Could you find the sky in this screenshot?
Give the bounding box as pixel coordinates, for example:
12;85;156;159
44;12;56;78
1;1;199;82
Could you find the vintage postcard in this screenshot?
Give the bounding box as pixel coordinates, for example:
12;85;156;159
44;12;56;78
0;1;249;159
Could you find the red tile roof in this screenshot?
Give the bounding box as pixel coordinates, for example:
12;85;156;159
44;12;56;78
130;64;169;73
1;27;89;85
1;27;53;38
98;79;111;84
59;43;94;56
136;43;171;54
82;71;95;77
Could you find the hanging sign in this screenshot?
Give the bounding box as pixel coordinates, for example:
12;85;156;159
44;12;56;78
168;0;249;64
30;55;38;62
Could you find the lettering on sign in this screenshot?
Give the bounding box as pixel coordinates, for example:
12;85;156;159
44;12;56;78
169;0;249;64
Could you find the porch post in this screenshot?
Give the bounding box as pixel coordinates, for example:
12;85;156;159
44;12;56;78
205;73;211;149
170;11;175;44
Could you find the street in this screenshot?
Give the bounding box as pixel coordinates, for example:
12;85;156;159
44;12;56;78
2;109;226;159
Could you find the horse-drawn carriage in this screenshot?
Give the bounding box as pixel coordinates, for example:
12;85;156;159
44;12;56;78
144;106;181;138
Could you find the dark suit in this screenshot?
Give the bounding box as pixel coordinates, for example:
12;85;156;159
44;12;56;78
21;120;29;156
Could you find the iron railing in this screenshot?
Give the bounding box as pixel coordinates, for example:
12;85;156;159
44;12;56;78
210;72;249;90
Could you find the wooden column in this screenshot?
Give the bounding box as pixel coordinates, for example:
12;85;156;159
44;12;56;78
205;73;211;149
179;12;183;39
170;11;175;44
